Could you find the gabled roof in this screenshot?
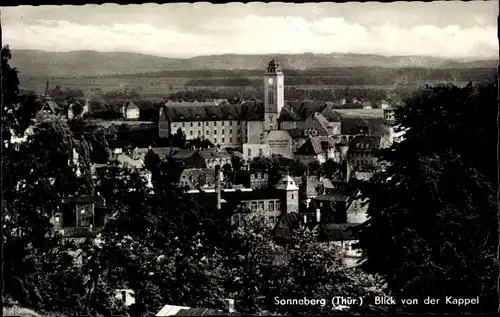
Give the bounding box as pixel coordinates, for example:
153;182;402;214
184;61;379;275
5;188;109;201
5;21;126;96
122;100;139;110
41;100;61;113
275;175;299;191
295;137;325;155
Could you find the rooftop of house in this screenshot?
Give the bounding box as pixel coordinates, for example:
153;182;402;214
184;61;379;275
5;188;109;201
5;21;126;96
198;148;231;160
320;106;343;122
312;112;333;132
349;135;383;152
162;100;333;123
148;146;182;159
156;304;241;316
41;100;61;113
275;174;299;191
295;136;335;156
172;149;199;160
335;108;385;119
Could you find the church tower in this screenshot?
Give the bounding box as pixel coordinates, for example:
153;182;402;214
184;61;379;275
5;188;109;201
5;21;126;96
264;59;284;132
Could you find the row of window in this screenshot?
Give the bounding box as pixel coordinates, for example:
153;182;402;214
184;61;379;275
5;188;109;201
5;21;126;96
211;137;241;144
247;200;281;212
183;129;241;136
174;121;241;128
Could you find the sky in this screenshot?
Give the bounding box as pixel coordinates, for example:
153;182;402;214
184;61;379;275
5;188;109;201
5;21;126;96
2;2;498;59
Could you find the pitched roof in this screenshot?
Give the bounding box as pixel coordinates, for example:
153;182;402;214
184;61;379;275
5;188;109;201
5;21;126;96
336;108;384;119
198;149;231;160
286;128;306;139
295;136;332;155
278;105;302;121
149;147;182;159
314;192;351;202
320;106;342;122
122;100;140;110
172;149;199;160
312;112;331;133
162;101;264;122
282;101;329;121
349;135;383;152
275;175;299;191
42;100;61;113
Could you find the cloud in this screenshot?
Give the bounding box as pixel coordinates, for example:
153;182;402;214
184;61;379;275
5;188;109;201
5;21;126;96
3;15;497;59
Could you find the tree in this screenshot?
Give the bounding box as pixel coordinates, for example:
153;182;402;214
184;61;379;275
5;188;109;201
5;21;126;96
319;159;341;179
89;168;227;316
222;163;233;186
222;211;389;315
172;128;187;149
357;82;498;313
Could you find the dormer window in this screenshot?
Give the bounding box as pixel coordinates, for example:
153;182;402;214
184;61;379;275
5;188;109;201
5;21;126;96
180;116;185;120
196;115;200;119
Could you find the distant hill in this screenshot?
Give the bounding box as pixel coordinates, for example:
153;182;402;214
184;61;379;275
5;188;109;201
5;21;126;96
10;49;498;78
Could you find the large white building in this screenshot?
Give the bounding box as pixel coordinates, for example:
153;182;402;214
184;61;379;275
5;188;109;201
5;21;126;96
158;60;341;150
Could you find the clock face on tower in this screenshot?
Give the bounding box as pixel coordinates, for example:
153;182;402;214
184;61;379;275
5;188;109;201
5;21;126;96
268;77;274;85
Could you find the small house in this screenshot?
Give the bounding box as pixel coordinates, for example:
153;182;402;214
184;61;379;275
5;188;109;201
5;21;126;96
121;100;140;120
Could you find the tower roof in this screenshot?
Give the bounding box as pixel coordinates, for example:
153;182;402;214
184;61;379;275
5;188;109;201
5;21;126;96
275;174;299;191
266;59;282;73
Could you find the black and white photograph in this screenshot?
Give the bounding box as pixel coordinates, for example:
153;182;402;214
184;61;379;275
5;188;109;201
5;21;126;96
1;2;498;316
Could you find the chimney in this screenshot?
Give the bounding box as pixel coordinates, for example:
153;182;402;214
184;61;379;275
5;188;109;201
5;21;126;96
316;208;321;223
303;214;307;224
224;298;235;313
215;165;222;210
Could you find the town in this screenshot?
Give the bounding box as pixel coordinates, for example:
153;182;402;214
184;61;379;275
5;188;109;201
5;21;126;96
2;2;498;317
29;59;404;263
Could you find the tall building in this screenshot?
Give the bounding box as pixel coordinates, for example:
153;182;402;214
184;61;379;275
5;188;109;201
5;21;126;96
264;59;285;132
